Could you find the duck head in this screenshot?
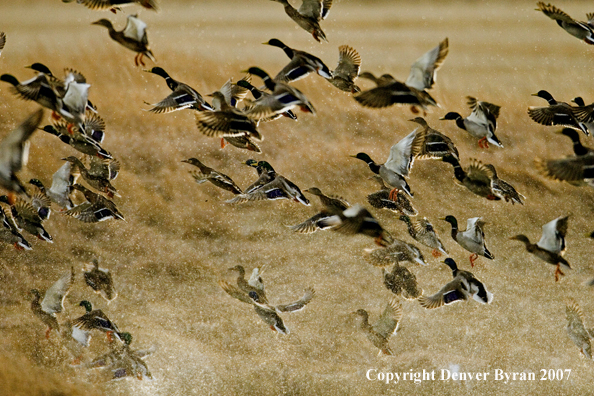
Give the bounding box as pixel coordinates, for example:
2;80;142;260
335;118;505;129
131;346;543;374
79;300;93;313
440;112;462;121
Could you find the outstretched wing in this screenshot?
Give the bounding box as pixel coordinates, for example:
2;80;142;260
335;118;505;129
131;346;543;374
41;267;75;314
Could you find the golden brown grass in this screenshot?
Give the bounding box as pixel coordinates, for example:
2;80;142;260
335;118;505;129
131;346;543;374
2;1;594;395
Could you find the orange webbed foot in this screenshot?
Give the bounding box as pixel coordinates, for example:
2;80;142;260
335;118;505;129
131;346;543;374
469;253;478;267
388;188;399;201
221;138;227;149
431;249;442;258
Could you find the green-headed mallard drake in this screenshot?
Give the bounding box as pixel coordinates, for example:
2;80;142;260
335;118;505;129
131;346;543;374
289;187;349;233
440;96;502;148
0;196;52;242
354;38;448;113
41;120;111;160
73;300;121;341
242;159;277;194
353;298;402;355
0;109;43;201
419;258;492;309
84;258;117;302
63;156;119;198
87;332;154;380
327;45;361;93
228;265;268;304
72;0;158;13
442;215;493;267
237;79;297;123
398;214;447;258
65;184;124;222
382;264;422;300
29;162;79;211
270;0;332;43
528;90;589;135
181;158;242;195
92;14;155;67
351;126;428;198
510;215;570;281
226;174;310;206
219;279;314;334
143;67;212;113
364;239;427;266
535;128;594;187
0;32;5;56
566;299;593;359
194;91;261;141
0;205;31;250
366;175;417;216
441;155;499;200
483;164;524;204
410;117;459;161
536;2;594;45
264;38;332;82
317;203;393;246
30;267;75;338
242;67;315;121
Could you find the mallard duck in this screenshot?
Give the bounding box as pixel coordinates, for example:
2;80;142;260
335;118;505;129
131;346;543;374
327;45;361;93
0;196;52;242
264;38;332;83
289;187;349;233
528;90;589;135
535;128;594;187
181;158;241;195
317;204;393;246
0;32;5;56
483;164;525;204
62;156;119;198
351;126;428;198
242;67;315;121
442;215;493;267
366;175;417;216
73;0;158;13
194;91;260;141
358;72;397;87
143;67;212;113
228;265;268;304
30;267;75;338
441;155;499;200
73;300;120;341
237;79;297;124
409;117;459;160
354;38;448;113
399;215;447;258
92;14;155;67
353;298;402;355
29;162;79;211
84;258;118;302
536;2;594;45
219;279;314;334
364;239;427;266
566;299;593;359
419;258;493;309
270;0;332;43
0;205;31;250
64;184;125;222
242;159;277;194
87;332;154;380
571;97;594;132
0;109;43;200
510;215;570;281
440;96;503;148
41;121;111;159
226;175;310;206
382;264;422;300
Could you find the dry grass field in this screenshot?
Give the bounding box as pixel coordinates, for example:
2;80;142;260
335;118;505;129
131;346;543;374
2;0;594;395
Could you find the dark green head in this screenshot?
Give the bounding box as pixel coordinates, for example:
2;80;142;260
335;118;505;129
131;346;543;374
243;159;258;167
144;66;169;79
0;74;19;86
572;97;585;107
442;215;458;228
398;214;411;224
243;67;270;80
443;258;458;272
256;161;275;172
119;331;132;345
41;125;59;135
236;79;254;90
28;178;45;189
560;128;580;143
440;112;462;121
92;19;113;29
532;90;554;102
263;38;286;48
0;195;10;204
350;152;374;163
26;63;53;75
79;300;93;312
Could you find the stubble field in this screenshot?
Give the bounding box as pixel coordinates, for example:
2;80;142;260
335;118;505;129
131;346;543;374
1;1;594;395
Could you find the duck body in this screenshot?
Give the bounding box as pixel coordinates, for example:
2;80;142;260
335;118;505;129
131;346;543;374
399;215;447;257
65;184;124;222
290;187;349;233
441;155;499;200
536;2;594;45
441;96;502;148
528;90;589;135
144;67;212;113
270;0;331;42
265;39;332;82
92;15;155;66
84;259;118;302
182;158;241;195
443;215;493;266
366;175;417;216
317;204;393;246
30;268;75;338
327;45;361;93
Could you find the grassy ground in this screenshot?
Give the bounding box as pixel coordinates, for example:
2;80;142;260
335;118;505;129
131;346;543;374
1;0;594;395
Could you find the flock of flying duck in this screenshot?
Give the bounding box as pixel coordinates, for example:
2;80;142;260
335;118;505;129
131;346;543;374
0;0;593;373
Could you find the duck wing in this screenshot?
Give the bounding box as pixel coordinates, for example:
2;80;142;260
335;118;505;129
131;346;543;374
419;277;468;309
334;45;361;81
405;38;448;91
218;280;255;305
41;267;75;314
276;287;315;312
537;215;568;254
372;298;402;339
